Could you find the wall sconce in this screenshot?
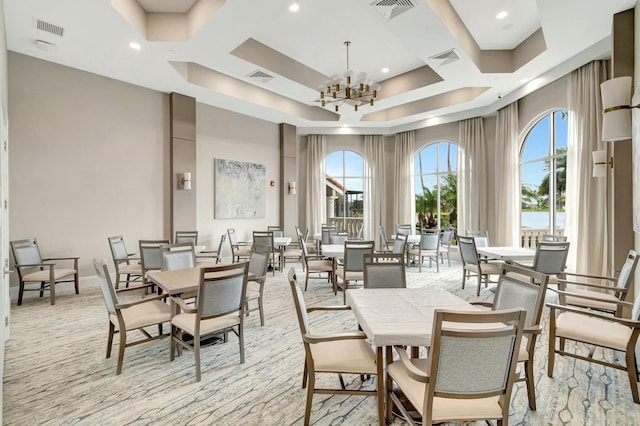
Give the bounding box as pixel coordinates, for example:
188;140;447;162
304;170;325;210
288;181;296;195
180;172;192;190
601;76;636;141
591;150;613;178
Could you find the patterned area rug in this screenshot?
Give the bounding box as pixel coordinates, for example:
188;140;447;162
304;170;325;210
3;260;640;425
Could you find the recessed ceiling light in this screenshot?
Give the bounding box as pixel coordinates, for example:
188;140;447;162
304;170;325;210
496;11;508;20
129;41;141;50
381;67;390;73
289;3;299;12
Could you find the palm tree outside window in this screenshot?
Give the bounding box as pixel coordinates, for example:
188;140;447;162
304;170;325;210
414;142;458;232
520;110;568;242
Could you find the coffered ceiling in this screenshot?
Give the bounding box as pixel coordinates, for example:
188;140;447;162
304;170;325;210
3;0;635;134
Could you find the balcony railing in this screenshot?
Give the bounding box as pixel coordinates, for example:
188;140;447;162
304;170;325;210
327;217;363;238
520;228;565;248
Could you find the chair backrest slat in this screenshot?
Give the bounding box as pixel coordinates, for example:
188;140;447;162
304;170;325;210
363;253;406;288
616;250;639;295
495;263;549;328
161;242;196;271
249;247;270;280
175;231;198;245
419;232;439;251
457;235;479;266
343;240;375;271
93;258;118;316
532;241;570;275
108;235;129;261
139;239;170;272
198;263;248;319
392;234;407;254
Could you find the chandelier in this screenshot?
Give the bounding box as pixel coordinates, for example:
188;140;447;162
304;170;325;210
319;41;381;112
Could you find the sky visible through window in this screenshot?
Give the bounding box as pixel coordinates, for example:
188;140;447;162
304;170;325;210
326;150;364;191
521;111;568;188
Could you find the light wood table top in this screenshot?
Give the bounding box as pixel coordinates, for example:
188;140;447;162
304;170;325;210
146;262;246;296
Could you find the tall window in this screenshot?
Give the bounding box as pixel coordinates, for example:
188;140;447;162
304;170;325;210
414;142;458;231
325;150;365;235
520;110;568;234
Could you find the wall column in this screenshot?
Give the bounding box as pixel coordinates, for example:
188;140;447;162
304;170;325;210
170;93;197;236
279;123;298;237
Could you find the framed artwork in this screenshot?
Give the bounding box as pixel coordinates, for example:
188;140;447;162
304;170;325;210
214;158;266;219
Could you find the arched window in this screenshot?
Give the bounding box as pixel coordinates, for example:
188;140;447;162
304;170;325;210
520;110;568;237
414;142;458;230
325;150;365;236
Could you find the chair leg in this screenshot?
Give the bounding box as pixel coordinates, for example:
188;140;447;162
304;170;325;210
304;272;309;291
625;348;640;403
170;325;176;361
194;335;201;382
106;322;115;358
461;270;466;290
239;324;245;364
49;280;56;305
258;297;265;326
525;360;536;410
40;281;45;298
304;372;315;426
74;273;80;294
17;281;25;306
302;359;308;388
116;328;126;375
343;281;348;304
476;275;482;296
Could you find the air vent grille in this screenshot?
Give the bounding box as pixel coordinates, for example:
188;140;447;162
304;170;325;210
371;0;415;20
429;49;461;66
247;70;274;83
34;18;64;37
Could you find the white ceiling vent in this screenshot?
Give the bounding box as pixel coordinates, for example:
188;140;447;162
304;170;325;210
247;70;274;83
429;48;461;66
33;18;64;37
371;0;415;20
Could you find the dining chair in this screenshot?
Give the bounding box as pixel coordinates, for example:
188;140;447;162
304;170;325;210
107;235;145;292
296;225;317;254
227;228;251;262
465;229;490;247
139;239;170;292
287;268;377;426
438;229;454;266
363;253;406;289
407;231;440;272
321;225;337;246
329;234;348;245
170;262;249;382
547;288;640;403
267;226;284;238
395;224;412;237
10;238;79;305
93;258;170;375
557;249;639;317
509;241;570;284
378;226;395;251
299;236;333;290
457;235;502;296
252;230;279;275
246;246;270;326
386;308;526;425
174;230;198;245
161;242;196;271
472;263;550;410
334;240;375;304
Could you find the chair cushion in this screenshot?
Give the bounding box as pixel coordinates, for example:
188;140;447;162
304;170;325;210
307;259;333;272
310;339;377;374
112;299;171;331
233;247;252;257
388;358;503;421
118;263;142;274
563;289;618;313
334;268;364;282
555;311;632;351
22;268;76;282
465;262;502;275
172;312;241;336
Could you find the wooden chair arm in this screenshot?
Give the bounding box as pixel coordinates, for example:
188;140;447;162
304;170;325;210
551;288;632;307
394;345;429;383
546;302;639;327
169;296;197;313
524;325;542;335
16;263;54;270
116;294;167;309
304;331;367;344
470;301;493;308
561;271;616;282
557;279;625;292
42;257;80;261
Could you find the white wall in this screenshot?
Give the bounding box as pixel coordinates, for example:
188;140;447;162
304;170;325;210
8;53;169;276
196;102;280;259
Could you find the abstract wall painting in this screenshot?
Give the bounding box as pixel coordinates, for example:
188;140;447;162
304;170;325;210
214;158;266;219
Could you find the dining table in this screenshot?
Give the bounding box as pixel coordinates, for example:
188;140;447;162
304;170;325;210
476;246;536;261
320;244;344;259
346;287;480;426
146;262;250;297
